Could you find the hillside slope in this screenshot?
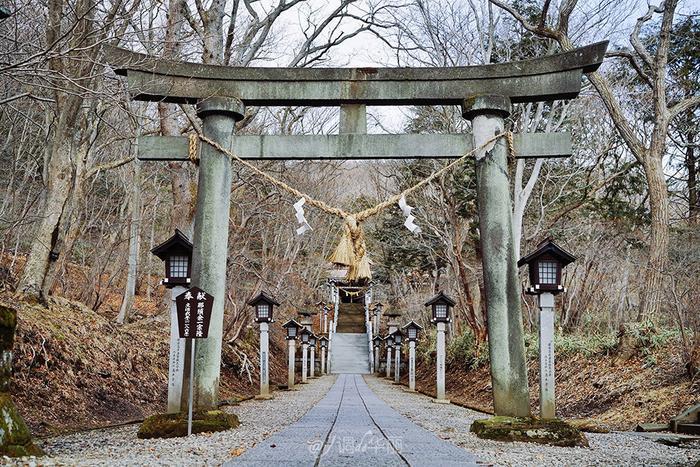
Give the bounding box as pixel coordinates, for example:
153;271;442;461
2;294;283;437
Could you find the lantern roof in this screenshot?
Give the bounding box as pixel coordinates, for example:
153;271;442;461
373;335;383;343
319;335;329;343
282;319;302;330
402;320;423;331
424;291;456;307
373;302;384;308
300;327;312;336
151;229;192;260
517;239;576;267
247;290;281;307
390;329;404;338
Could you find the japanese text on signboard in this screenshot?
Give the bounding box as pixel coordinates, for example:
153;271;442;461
175;287;214;339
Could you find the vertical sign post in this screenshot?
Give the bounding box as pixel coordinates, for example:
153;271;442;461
394;343;401;383
176;287;214;436
385;337;393;379
288;339;296;388
168;286;187;412
408;340;416;391
539;292;555;418
259;322;270;397
435;322;447;402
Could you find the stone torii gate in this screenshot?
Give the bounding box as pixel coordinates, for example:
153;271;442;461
106;41;607;417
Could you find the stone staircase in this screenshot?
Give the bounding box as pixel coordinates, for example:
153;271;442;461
329;303;370;374
330;333;370;374
336;302;366;333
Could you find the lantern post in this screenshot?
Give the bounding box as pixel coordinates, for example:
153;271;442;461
383;308;401;379
518;239;575;419
403;321;423;391
392;330;404;384
249;291;279;399
309;333;317;378
425;291;455;403
373;302;383;338
299;328;311;383
384;334;394;378
151;229;192;413
282;320;302;389
372;335;383;375
319;336;329;374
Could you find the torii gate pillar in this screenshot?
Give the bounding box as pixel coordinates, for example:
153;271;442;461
188;97;245;409
463;95;530;417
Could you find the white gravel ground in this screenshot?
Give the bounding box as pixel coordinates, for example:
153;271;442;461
6;375;336;466
364;375;700;467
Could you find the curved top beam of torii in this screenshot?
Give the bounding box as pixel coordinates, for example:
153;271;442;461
105;41;608;106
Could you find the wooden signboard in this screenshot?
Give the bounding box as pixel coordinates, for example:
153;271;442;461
175;287;214;339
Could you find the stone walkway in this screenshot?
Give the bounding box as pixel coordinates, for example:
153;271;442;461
226;374;480;466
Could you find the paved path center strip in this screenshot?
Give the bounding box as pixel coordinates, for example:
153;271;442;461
226;374;480;466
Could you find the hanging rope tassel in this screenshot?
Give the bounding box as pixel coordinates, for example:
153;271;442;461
328;216;372;281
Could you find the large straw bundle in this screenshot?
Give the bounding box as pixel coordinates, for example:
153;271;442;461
328;216;372;282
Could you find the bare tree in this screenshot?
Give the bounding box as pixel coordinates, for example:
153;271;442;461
490;0;700;321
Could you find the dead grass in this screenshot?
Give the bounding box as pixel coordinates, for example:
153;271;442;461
413;341;698;430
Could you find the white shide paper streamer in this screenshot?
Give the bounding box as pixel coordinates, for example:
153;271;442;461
398;196;422;234
293;197;312;235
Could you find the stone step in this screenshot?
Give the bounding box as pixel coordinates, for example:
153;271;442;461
330;332;370;374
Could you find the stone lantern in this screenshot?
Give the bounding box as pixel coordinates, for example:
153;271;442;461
384;334;394;378
319;336;329;374
425;291;455;403
309;333;317;378
248;291;279;399
391;330;404;384
372;335;383;374
519;239;576;419
299;328;312;383
151;229;192;288
425;291;455;323
518;239;575;295
282;319;302;389
402;321;423;391
150;229;193;413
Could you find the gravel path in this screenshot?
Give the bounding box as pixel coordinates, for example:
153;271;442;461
12;376;336;466
364;375;700;467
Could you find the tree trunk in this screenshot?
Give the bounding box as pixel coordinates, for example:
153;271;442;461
117;156;141;324
637;152;670;321
18;132;75;302
687;129;698;224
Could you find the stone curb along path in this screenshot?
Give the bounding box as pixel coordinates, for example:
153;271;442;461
226;374;480;466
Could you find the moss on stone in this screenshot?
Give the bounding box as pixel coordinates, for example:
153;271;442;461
470;416;589;447
0;303;17;351
137;410;240;439
0;393;44;457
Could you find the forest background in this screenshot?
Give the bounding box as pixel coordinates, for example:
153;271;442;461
0;0;697;433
